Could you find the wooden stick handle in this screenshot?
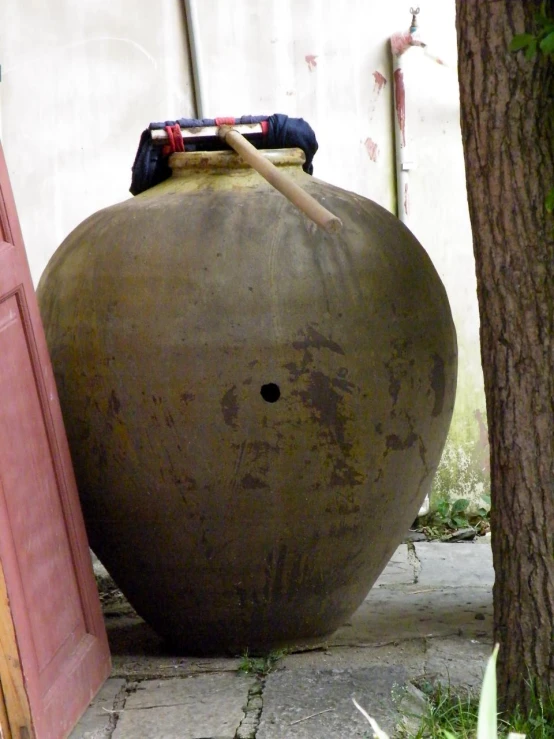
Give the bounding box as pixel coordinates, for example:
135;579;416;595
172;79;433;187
218;126;343;234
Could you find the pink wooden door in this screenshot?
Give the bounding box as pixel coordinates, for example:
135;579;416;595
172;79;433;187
0;142;111;738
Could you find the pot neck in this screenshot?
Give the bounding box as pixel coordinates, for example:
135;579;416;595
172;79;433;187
169;148;306;178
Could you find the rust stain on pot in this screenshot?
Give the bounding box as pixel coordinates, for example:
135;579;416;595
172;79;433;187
292;325;345;355
221;385;239;428
108;389;121;415
284;361;303;381
305;54;318;71
418;436;428;468
386;432;418;450
384;362;401;406
241;473;269;490
179;476;198;504
247;440;280;461
394;68;406;147
373;71;387;92
384;338;413;408
326;500;361;515
330;457;364;486
264;545;289;602
430;353;445;417
293;370;353;446
183;476;197;490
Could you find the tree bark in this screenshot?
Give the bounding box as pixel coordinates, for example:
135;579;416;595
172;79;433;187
455;0;554;712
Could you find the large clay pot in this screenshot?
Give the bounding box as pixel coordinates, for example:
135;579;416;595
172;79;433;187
37;148;457;654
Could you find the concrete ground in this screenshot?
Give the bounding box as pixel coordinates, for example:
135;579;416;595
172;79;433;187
72;538;494;739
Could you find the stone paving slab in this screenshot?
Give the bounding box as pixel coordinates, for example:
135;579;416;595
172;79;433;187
112;674;256;739
330;586;492;646
373;544;416;587
415;541;494;588
257;666;407;738
281;641;426;673
424;636;492;690
281;636;492;692
69;678;125;739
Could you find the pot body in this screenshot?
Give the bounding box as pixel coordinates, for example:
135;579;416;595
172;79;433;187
37;149;457;653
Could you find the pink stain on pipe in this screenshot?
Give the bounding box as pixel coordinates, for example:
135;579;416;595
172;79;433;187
394;68;406;147
391;31;425;57
404;182;409;215
372;71;387;93
364;138;379;162
305;54;318;71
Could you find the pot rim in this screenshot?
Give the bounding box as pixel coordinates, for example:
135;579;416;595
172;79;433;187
169;147;306;172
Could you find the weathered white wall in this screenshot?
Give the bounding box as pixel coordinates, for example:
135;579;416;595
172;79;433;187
0;0;487;508
191;1;400;210
400;43;489;506
0;0;195;283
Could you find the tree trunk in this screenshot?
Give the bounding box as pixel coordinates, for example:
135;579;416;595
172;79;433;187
455;0;554;712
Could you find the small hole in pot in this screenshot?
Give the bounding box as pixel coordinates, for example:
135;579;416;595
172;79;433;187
260;383;281;403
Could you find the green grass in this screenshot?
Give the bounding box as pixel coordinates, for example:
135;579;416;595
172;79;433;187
399;682;554;738
507;688;554;738
356;646;554;738
237;649;286;677
400;684;480;738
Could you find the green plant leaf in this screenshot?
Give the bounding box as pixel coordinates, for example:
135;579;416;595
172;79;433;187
509;33;536;51
451;498;470;515
453;515;468;527
540;31;554;54
477;644;499;739
525;39;538;59
546;186;554;213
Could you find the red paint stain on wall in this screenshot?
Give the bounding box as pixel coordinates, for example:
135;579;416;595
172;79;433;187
372;71;387;93
305;55;318;71
404;182;409;215
364;138;379;162
394;68;406;147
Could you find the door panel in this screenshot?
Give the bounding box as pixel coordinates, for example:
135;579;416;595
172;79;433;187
0;142;111;738
0;291;85;687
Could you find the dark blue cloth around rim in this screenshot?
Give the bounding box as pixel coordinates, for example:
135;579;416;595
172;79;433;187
129;114;318;195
